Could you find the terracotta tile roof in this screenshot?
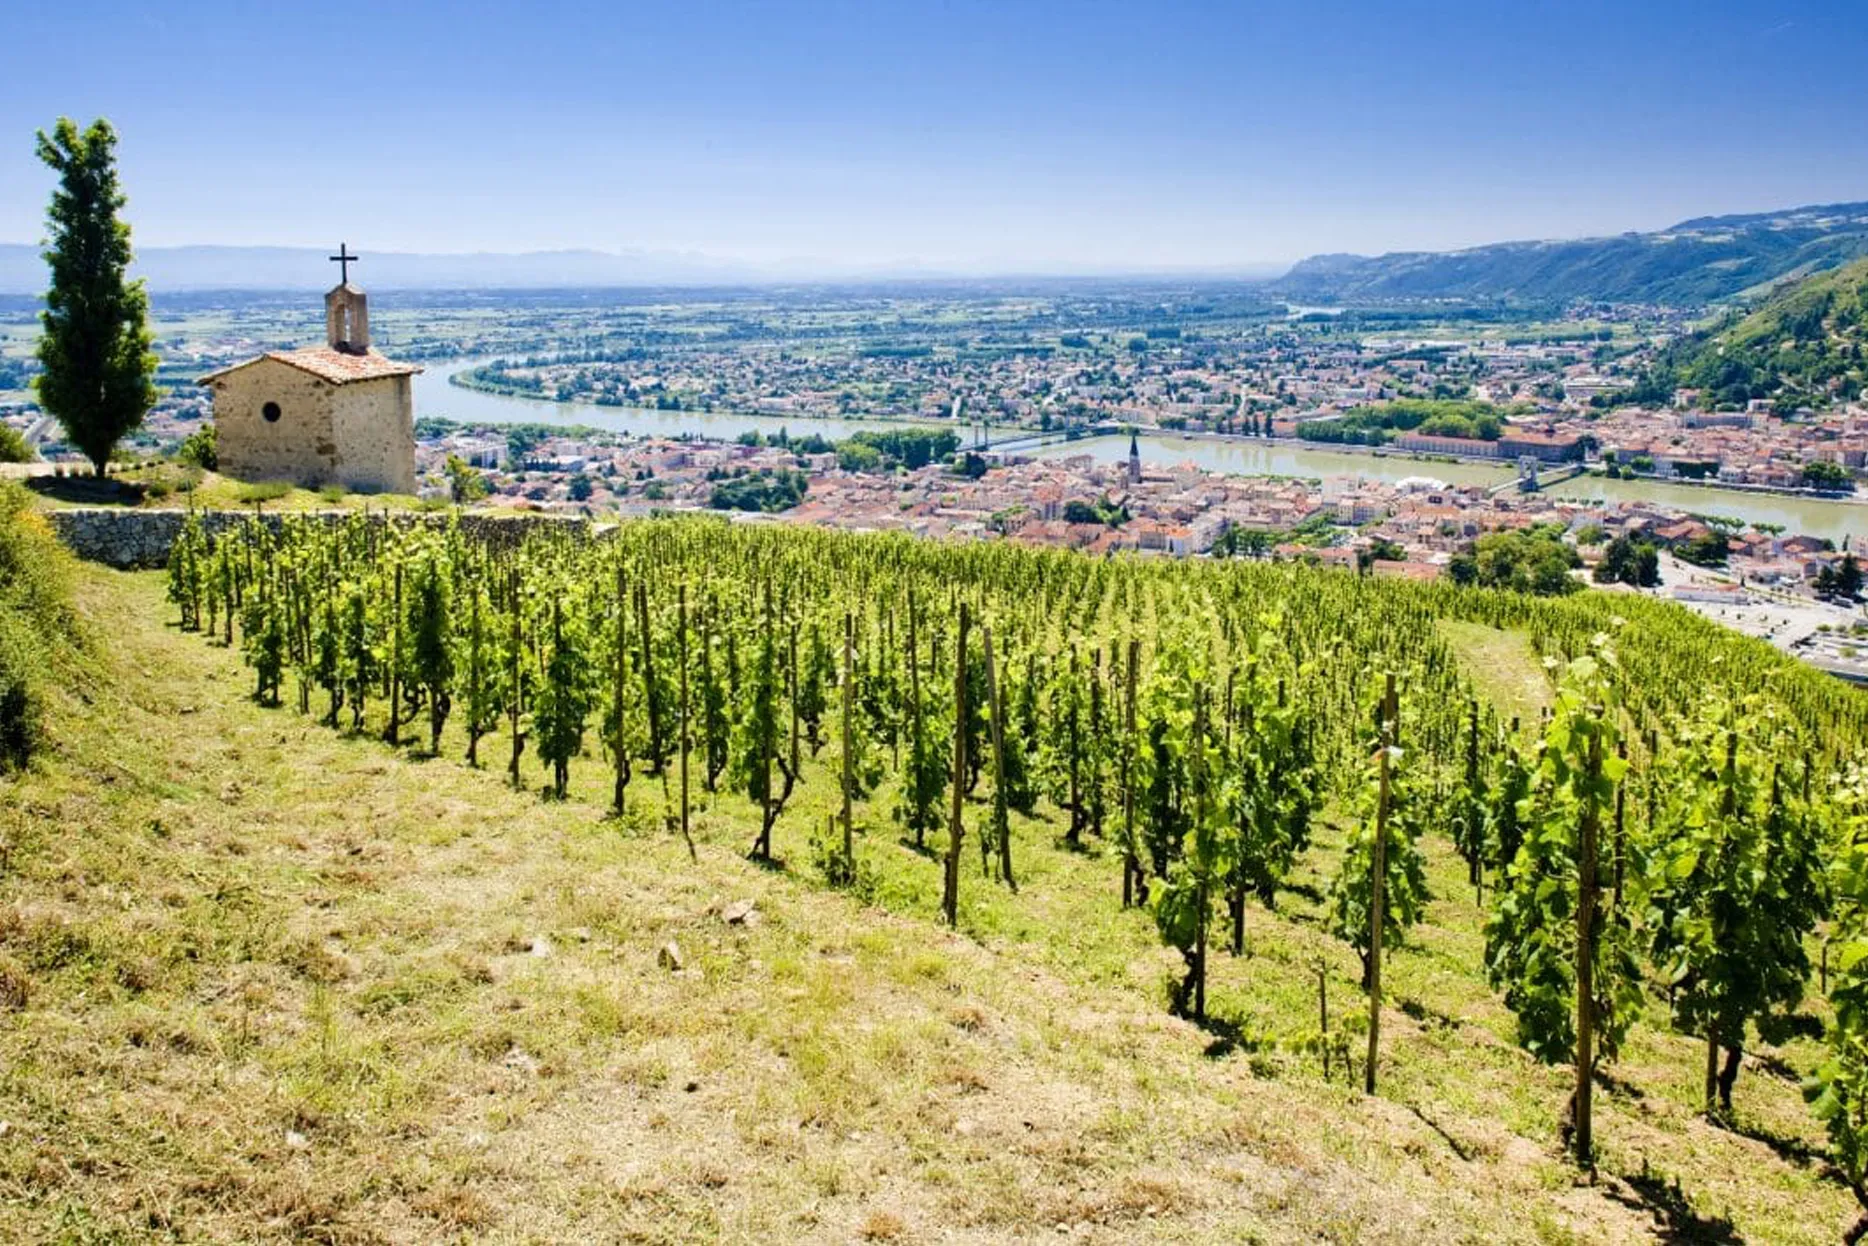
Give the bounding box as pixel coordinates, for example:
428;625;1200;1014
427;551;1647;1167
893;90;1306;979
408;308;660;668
198;347;423;387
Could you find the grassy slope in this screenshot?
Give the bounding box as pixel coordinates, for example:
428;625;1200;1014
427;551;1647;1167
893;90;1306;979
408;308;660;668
26;467;433;513
1435;619;1553;728
0;569;1850;1243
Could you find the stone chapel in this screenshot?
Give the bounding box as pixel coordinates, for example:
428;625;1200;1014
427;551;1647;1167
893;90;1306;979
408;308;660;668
198;247;420;494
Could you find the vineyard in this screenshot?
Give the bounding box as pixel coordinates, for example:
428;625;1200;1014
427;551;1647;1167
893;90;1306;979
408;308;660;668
136;511;1868;1235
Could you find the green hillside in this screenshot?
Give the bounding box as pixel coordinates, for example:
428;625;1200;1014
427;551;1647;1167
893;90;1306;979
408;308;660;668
1277;202;1868;306
1646;257;1868;409
6;507;1868;1241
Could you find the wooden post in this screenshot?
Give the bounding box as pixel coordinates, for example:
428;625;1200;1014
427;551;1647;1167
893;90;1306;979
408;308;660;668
507;572;524;789
1065;645;1082;848
1366;672;1394;1096
841;610;856;878
1613;738;1627;910
636;582;663;777
983;624;1015;892
1318;961;1330;1081
885;605;899;770
942;603;969;927
550;598;567;798
466;589;483;764
678;584;694;861
753;585;774;860
612;560;630;816
787;621;801;797
1192;690;1209;1024
1466;700;1482;888
384;562;402;747
1574;724;1603;1167
1124;638;1140;906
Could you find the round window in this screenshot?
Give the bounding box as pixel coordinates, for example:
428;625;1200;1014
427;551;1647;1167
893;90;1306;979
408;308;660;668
262;401;282;423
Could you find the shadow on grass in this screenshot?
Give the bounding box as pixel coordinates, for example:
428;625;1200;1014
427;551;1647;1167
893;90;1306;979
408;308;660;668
25;474;147;506
1607;1165;1742;1245
1196;1012;1265;1060
1749;1052;1806;1086
1399;997;1462;1034
1404;1101;1475;1162
1596;1069;1649;1104
895;837;938;861
1280;880;1325;906
746;851;791;874
1723;1114;1835;1174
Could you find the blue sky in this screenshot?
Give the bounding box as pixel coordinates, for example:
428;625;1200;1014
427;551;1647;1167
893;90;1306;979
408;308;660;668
2;0;1866;272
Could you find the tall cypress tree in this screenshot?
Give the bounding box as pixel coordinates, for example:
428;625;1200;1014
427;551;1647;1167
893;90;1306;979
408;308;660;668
34;118;157;477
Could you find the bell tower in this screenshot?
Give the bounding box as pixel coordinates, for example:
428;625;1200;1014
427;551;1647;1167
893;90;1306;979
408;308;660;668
324;243;370;355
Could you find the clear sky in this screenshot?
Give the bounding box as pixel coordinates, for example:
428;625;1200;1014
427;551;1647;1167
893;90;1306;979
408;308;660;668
2;0;1866;273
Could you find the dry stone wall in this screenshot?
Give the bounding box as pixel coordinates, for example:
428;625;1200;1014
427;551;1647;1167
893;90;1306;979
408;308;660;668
49;509;597;570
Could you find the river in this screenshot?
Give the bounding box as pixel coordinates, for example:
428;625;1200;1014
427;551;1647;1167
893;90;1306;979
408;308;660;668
413;358;946;443
414;359;1866;545
1544;475;1864;547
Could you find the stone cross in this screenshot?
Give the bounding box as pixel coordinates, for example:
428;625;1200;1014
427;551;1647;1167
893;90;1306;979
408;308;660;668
329;243;358;285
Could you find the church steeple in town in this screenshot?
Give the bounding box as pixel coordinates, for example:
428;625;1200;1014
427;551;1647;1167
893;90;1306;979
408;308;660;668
1128;428;1142;484
324;243;370;355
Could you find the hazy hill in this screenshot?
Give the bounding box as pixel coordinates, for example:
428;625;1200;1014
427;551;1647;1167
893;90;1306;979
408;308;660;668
1276;201;1868;306
0;246;1287;294
1644;256;1868;409
0;243;786;294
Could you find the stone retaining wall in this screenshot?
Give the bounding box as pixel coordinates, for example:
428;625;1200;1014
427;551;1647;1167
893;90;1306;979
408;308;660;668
48;508;595;570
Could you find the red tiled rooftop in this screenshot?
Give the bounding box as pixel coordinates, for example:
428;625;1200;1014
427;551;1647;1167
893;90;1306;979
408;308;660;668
199;347;423;387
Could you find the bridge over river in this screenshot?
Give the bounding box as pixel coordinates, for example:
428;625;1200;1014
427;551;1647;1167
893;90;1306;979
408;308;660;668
418;361;1866;546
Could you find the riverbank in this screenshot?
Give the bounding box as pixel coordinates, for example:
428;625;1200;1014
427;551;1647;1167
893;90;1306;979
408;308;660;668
414;357;1866;544
1577;467;1865;507
1148;424;1866;510
447;361;952;432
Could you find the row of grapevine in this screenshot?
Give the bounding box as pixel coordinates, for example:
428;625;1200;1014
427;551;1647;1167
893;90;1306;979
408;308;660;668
168;512;1868;1222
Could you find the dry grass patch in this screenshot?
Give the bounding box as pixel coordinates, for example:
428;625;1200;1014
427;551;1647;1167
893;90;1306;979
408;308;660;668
0;568;1849;1243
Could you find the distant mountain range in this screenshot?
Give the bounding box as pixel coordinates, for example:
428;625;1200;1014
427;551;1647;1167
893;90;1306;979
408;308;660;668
0;245;929;294
0;244;1284;294
0;244;814;293
1274;202;1868;306
5;200;1868;304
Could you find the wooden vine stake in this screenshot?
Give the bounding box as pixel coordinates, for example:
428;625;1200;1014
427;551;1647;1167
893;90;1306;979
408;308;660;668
1317;959;1331;1082
384;562;403;747
1574;720;1603;1168
506;571;524;789
1365;671;1395;1096
636;582;663;777
677;583;694;861
612;559;630;816
1612;738;1627;910
982;622;1014;892
841;610;856;880
941;602;970;927
1123;638;1140;907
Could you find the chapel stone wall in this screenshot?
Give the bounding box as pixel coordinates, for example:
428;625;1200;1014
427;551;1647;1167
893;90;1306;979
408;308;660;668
212;359;338;487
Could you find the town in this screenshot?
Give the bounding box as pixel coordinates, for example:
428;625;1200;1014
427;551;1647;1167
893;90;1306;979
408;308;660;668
410;411;1868;678
4;282;1865;678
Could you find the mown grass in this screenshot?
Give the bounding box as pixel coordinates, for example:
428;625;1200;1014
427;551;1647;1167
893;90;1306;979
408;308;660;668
26;465;435;514
0;567;1851;1242
1436;617;1554;728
